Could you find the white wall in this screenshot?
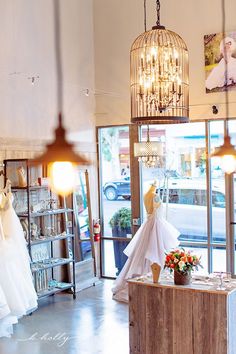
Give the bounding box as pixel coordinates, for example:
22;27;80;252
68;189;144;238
0;0;95;146
94;0;236;126
0;0;98;215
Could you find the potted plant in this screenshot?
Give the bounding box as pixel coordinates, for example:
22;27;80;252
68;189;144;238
109;207;132;275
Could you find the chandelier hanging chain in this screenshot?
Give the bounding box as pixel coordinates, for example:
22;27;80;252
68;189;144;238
144;0;147;32
156;0;160;27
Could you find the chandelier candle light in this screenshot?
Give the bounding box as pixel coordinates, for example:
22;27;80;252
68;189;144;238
130;0;189;124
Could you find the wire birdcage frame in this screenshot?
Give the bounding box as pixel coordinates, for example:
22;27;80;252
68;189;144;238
130;27;189;124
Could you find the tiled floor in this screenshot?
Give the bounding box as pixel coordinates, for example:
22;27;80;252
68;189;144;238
0;280;129;354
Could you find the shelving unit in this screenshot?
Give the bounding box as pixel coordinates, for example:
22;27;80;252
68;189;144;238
4;158;76;299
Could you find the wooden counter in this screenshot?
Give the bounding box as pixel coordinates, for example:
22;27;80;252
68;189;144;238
128;278;236;354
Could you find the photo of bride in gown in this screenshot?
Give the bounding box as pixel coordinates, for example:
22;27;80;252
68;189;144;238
112;182;180;303
205;32;236;92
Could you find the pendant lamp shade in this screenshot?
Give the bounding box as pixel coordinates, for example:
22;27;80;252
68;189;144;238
134;140;163;168
130;2;189;124
32;113;88;165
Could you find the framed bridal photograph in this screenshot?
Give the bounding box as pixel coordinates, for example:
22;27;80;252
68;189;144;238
204;31;236;93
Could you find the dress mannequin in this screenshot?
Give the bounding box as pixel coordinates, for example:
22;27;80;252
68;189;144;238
112;182;180;303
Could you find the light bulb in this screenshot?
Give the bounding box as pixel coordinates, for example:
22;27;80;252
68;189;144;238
220;155;236;174
48;161;76;196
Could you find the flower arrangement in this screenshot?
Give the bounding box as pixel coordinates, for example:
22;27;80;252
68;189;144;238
164;248;202;274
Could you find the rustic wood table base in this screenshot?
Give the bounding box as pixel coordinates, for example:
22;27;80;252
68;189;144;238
128;279;236;354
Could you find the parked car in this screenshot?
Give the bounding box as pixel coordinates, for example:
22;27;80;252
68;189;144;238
103;170;187;201
103;176;131;201
159;179;230;243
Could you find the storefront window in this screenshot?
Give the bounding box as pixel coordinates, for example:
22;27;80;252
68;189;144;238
140;123;209;273
210;121;226;246
98;119;236;278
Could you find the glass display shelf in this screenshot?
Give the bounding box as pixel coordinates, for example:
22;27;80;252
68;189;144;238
12;185;49;191
17;208;73;218
31;258;74;273
31;233;74;246
37;283;74;299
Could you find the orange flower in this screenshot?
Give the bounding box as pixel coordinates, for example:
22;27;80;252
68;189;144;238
187;256;193;263
181;256;187;263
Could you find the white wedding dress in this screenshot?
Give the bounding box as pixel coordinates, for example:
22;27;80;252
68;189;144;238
112;192;180;303
0;192;37;337
206;56;236;90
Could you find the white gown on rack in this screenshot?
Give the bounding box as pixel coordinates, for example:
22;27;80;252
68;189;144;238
112;197;180;303
0;192;37;321
0;216;18;338
0;286;18;338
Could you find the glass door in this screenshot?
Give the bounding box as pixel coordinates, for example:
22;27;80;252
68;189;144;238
98;126;131;277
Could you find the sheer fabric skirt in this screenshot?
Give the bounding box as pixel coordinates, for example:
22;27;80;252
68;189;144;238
112;209;179;302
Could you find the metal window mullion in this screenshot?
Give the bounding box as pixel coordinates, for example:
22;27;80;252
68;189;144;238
97;128;105;277
225;119;235;276
206;121;213;273
226;173;235;274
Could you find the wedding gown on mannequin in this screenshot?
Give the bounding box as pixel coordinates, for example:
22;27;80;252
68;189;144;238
0;190;37;330
112;183;180;303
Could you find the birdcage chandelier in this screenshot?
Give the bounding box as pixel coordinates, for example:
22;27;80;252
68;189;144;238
130;0;189;124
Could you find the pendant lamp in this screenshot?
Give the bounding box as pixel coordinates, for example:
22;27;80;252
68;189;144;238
134;125;164;168
130;0;189;124
210;0;236;174
31;0;89;196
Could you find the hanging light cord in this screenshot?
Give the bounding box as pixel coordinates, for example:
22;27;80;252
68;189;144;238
156;0;160;27
53;0;63;118
144;0;147;32
221;0;229;133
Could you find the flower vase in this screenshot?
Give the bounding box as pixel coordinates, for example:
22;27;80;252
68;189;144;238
174;270;191;285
